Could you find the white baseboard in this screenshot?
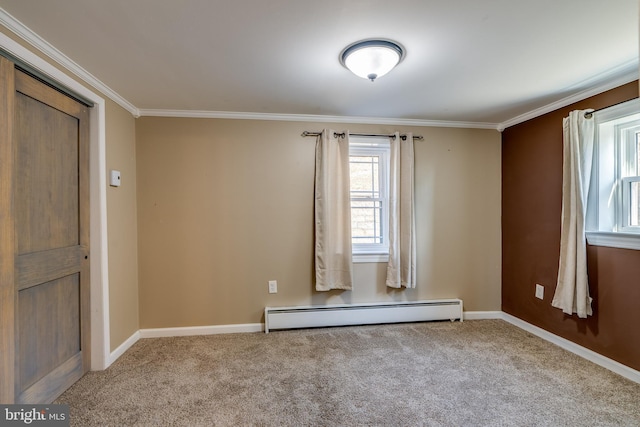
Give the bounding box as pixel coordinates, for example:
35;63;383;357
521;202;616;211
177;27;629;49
463;311;502;320
106;330;140;368
139;323;263;338
501;312;640;384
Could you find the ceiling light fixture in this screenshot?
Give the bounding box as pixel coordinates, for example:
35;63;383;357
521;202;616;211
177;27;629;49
340;39;404;82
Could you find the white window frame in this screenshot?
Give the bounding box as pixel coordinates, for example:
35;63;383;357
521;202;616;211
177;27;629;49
349;136;390;263
586;98;640;250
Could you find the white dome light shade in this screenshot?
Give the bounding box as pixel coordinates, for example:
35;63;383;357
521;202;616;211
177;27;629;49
341;40;404;82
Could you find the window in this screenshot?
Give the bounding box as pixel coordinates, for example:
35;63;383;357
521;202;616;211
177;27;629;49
587;98;640;250
349;137;390;262
620;129;640;230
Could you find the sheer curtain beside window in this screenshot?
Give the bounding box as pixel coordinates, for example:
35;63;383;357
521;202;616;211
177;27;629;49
552;111;594;318
314;129;353;291
386;132;416;288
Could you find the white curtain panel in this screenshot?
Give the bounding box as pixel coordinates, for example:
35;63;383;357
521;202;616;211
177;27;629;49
552;111;595;318
386;132;417;288
314;129;353;291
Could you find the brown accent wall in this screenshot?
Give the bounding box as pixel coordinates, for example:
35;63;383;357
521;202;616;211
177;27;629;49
502;81;640;371
136;118;502;328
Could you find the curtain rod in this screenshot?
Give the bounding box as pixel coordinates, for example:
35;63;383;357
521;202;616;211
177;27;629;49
584;99;634;119
301;131;424;140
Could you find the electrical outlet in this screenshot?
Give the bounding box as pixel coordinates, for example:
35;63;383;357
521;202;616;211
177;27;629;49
268;280;277;294
535;284;544;300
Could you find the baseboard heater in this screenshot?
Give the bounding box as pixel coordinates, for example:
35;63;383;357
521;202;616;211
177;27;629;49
264;299;463;333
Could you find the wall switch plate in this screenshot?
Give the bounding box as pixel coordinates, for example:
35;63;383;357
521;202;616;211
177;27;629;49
535;284;544;300
268;280;277;294
110;170;121;187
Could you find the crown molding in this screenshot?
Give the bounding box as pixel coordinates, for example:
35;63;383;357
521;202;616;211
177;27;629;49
2;6;635;130
498;60;639;131
138;109;500;130
0;8;140;117
0;7;500;131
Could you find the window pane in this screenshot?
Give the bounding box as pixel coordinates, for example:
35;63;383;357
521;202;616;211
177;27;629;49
637;132;640;175
350;154;383;245
632;181;640;227
350;156;379;197
351;200;382;244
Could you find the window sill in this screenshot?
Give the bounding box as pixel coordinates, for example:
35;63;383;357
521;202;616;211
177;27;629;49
585;231;640;251
353;253;389;263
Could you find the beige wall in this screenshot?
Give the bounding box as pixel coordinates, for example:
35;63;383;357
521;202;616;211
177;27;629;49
0;26;140;351
136;118;502;328
2;22;501;337
106;99;139;350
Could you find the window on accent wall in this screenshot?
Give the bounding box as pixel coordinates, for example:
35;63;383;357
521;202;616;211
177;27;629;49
587;98;640;250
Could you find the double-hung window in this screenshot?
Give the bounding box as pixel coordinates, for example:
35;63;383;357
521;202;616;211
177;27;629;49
619;124;640;231
349;136;390;262
587;98;640;249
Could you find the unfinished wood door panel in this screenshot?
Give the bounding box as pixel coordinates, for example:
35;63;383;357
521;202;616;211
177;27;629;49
18;275;81;391
16;246;86;291
0;60;90;404
0;55;16;405
14;69;90;404
15;91;80;254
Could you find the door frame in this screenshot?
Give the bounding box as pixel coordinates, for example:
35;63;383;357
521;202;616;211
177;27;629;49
0;33;111;374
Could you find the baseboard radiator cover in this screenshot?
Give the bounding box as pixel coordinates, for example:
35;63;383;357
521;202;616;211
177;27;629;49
264;299;463;333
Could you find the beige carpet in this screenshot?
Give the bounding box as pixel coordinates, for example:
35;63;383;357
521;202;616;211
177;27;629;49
56;320;640;426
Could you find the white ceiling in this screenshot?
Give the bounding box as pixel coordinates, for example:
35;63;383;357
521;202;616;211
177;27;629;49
0;0;637;128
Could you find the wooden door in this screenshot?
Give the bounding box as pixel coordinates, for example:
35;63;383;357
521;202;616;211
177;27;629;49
0;56;90;404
